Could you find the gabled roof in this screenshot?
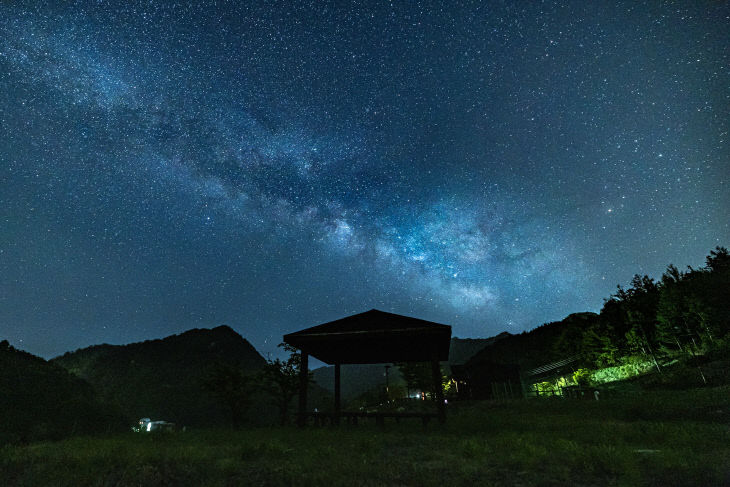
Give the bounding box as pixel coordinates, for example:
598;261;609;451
283;309;451;365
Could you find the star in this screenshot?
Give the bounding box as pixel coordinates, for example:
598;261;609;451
0;0;726;359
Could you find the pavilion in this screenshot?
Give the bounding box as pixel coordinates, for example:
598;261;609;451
283;309;452;426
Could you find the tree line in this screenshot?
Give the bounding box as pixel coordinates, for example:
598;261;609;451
577;246;729;372
204;343;311;427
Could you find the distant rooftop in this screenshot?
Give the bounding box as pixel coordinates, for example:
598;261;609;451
283;309;452;365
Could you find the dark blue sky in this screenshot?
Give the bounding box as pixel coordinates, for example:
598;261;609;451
1;1;728;360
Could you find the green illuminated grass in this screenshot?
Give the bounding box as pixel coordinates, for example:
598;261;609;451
3;387;729;486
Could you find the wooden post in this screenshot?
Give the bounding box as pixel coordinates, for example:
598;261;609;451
518;368;528;399
334;362;341;425
297;352;309;427
431;359;446;423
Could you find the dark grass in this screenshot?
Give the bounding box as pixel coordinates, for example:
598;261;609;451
3;386;729;486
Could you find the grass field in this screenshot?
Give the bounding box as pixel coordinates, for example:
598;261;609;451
3;386;729;486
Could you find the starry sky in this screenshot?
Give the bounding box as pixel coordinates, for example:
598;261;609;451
1;2;728;360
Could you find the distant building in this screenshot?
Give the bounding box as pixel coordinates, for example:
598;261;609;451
136;418;176;433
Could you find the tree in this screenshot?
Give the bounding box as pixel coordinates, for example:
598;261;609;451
655;264;704;354
701;247;730;339
657;253;729;353
260;343;310;425
397;362;429;398
706;246;730;273
598;297;632;355
596;275;663;372
397;362;447;399
580;324;618;368
203;362;254;428
551;313;600;362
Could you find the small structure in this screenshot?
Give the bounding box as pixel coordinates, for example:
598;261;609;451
284;309;451;426
451;361;522;400
135;418;176;433
523;355;581;397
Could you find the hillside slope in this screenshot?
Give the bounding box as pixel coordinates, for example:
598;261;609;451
52;326;268;427
466;312;599;370
0;340;126;444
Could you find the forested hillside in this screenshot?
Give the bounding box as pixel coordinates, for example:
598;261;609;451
467;313;598;371
52;326;268;427
0;341;126;444
466;247;730;392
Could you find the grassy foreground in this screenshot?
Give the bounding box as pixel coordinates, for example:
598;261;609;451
2;387;729;486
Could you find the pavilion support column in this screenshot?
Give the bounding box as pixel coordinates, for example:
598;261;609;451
334;363;341;425
431;359;446;423
297;352;309;427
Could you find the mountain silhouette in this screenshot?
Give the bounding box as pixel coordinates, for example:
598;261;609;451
1;340;126;444
52;326;268;427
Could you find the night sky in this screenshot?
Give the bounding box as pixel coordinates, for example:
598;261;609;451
1;2;728;361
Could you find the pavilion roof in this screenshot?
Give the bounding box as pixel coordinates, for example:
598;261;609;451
283;309;451;365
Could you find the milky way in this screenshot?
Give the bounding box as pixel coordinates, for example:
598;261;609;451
1;2;727;359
